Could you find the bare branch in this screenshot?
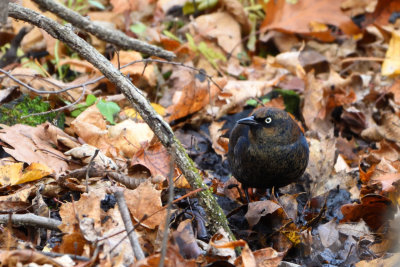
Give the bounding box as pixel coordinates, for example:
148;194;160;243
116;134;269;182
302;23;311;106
0;213;61;230
31;0;175;60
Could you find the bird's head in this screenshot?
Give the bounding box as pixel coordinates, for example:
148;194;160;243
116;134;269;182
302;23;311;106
237;107;302;145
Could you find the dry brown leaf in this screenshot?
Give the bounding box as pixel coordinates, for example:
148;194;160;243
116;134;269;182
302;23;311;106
172;219;202;259
65;144;118;169
364;0;400;27
251;247;284;267
101;206;136;264
59;192;102;234
0;185;35;203
58;58;98;73
245;200;281;228
340;194;394;231
124;181;166;230
341;0;377;17
0;250;63;267
208;120;229;157
130;141;171;179
388;79;400;105
208;228;236;260
307;136;336;195
109;120;154;158
216;78;282;118
355;253;400;267
0;123;69;173
235;242;257;267
109;0;130;13
110;51;156;87
156;0;187;13
166;78;227;121
376;112;400;143
70;105;114;155
193;12;244;55
318;220;339;248
303;72;325;130
134;242;197;267
373;173;400;192
88;11;124;29
278;194;299;222
275;51;305;76
220;0;251;34
56;231;86;255
261;0;360;42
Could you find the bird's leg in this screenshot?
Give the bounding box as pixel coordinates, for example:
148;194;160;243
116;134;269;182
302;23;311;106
268;187;281;202
243;186;250;203
274;188;281;198
266;188;271;198
255;188;267;199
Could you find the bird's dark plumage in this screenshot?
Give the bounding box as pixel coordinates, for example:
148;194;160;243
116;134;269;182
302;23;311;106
228;107;309;198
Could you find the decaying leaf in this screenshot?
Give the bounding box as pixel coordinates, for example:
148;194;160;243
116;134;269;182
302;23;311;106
0;123;69;173
124;181;166;230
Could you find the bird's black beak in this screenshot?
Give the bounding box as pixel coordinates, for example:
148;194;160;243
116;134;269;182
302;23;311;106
237;116;258;126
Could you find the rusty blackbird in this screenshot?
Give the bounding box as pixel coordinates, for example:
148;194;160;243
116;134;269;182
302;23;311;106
228;107;309;201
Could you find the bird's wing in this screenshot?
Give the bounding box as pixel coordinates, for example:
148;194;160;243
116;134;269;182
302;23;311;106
234;135;249;160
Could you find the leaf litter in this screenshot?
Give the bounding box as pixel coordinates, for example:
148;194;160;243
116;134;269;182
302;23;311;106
2;0;400;266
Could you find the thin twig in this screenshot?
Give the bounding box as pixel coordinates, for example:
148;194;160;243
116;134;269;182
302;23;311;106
86;148;100;193
39;251;90;261
1;57;223;95
21;84;87;118
340;57;385;63
114;189;145;261
159;148;175;267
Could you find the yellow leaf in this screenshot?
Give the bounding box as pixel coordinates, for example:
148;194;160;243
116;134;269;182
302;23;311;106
281;229;301;246
124;103;165;120
0;163;53;186
0;163;24;186
382;30;400;77
308;21;328;32
19;163;53;185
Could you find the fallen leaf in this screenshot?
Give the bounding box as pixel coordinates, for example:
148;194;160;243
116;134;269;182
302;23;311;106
0;123;69;173
337;220;371;238
193;12;244;55
208;120;229;157
355;252;400;267
109;120;154;158
382;30;400;76
318;220;339;248
166;78;226;121
124;181;166;230
172;219;202;259
340;194;394;231
110;51;156;87
64;144;118;169
0;162;52;186
260;0;360;41
245;200;281;228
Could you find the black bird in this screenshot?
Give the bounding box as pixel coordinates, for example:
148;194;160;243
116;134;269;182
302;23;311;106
228;107;309;202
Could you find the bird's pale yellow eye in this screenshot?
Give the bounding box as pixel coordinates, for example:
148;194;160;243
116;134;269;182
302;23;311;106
265;117;272;124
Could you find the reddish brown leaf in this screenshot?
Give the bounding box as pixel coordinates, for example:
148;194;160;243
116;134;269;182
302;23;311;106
340;194;394;231
260;0;360;41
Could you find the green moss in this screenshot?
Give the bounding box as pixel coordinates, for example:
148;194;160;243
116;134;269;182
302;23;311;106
0;95;65;128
